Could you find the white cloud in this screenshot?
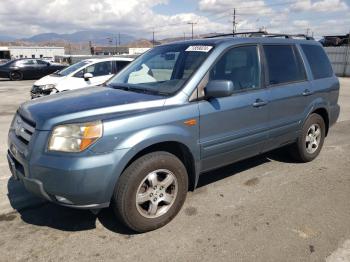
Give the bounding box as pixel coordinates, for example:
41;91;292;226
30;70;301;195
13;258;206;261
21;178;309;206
0;0;349;40
199;0;274;15
0;0;229;38
293;20;310;28
290;0;348;12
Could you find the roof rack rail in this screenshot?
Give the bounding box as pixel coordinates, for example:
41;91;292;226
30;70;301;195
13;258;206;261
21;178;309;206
266;33;314;40
205;31;267;38
205;31;314;40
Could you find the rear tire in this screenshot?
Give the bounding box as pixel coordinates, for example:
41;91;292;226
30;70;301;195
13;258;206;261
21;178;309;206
290;113;325;162
9;71;23;81
112;151;188;233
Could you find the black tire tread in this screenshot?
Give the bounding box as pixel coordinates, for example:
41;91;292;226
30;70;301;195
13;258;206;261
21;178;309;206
113;151;188;232
290;113;325;162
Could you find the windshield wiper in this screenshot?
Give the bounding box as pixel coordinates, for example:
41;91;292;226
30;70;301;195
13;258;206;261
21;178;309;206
108;84;169;96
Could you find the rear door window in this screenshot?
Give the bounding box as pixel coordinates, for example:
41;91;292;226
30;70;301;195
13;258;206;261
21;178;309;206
36;60;48;65
301;44;333;79
86;61;113;77
263;45;306;85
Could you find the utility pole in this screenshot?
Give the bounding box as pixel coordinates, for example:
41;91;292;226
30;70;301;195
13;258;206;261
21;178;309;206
306;28;310;36
183;32;186;40
152;31;155;47
118;33;121;46
232;8;236;34
187;22;197;40
88;41;92;55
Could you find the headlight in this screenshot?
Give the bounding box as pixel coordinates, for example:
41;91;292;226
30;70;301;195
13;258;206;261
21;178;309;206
48;121;103;152
41;84;56;90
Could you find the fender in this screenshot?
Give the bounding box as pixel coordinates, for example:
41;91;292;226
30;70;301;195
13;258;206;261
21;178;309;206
103;125;201;202
302;96;329;129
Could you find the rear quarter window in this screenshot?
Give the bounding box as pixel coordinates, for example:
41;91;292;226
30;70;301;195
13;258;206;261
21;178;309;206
263;45;306;85
301;44;333;79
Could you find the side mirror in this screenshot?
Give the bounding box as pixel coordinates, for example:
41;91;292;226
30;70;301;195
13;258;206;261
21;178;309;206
84;72;93;81
205;80;234;98
46;62;50;66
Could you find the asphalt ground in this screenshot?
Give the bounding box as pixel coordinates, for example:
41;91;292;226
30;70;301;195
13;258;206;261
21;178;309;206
0;77;349;261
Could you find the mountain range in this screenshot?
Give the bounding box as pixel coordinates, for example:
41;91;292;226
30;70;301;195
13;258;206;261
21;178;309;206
0;30;136;45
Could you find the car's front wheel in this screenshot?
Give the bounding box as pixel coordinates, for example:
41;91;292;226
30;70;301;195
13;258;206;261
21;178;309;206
9;71;23;81
112;151;188;233
290;113;326;162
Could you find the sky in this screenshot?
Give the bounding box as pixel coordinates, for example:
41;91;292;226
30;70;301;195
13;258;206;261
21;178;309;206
0;0;349;40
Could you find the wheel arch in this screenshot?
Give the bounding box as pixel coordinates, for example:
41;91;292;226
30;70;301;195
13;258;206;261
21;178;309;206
9;70;23;80
311;107;329;136
121;141;198;192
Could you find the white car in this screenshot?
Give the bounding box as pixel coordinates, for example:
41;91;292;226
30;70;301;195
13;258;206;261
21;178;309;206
30;57;133;98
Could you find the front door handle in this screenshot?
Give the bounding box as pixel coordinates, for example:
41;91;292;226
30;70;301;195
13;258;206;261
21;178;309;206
252;99;268;107
302;89;314;96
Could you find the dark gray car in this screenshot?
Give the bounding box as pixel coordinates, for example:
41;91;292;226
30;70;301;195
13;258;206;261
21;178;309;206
0;59;66;80
7;33;340;232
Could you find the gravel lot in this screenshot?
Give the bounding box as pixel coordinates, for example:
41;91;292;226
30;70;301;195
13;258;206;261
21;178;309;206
0;78;350;262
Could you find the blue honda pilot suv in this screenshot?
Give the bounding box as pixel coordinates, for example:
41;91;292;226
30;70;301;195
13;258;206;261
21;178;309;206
7;33;340;232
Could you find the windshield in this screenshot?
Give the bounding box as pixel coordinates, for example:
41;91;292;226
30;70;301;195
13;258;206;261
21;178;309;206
55;60;91;76
107;43;214;96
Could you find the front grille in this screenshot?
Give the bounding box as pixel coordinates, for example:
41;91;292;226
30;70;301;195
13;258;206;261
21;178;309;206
12;114;35;145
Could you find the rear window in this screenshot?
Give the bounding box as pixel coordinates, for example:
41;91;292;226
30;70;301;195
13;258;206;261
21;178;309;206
263;45;306;85
301;44;333;79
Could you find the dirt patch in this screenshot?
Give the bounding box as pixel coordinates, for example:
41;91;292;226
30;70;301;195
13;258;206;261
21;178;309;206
184;207;198;216
309;245;315;253
0;213;16;222
244;177;259;186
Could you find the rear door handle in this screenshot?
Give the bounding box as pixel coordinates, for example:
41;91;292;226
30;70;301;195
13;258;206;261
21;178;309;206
252;99;268;107
302;89;314;96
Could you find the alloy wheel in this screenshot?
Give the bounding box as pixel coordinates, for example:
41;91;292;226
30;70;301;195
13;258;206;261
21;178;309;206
305;123;321;154
135;169;178;218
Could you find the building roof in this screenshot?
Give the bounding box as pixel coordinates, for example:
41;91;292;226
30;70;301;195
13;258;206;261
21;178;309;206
0;46;64;50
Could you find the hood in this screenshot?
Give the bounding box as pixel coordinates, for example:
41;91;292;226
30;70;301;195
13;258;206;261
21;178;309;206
34;74;63;86
19;86;166;130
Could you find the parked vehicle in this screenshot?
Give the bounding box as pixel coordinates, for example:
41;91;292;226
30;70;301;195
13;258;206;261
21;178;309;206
0;59;66;81
7;33;340;232
30;57;134;98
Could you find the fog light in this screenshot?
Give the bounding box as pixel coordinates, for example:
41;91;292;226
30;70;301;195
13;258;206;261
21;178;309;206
55;195;73;205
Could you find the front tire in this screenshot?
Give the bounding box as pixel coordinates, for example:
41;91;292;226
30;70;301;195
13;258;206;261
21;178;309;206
290;113;325;162
112;151;188;233
9;71;23;81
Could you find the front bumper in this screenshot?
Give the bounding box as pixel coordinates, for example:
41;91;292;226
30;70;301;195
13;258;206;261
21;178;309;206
7;129;129;209
30;85;57;99
0;70;9;78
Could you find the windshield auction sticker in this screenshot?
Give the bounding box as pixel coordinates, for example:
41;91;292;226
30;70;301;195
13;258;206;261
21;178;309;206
185;46;213;52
